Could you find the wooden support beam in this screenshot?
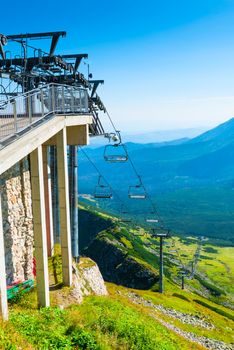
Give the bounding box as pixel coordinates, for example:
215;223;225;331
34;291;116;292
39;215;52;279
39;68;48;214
30;146;50;307
56;128;72;286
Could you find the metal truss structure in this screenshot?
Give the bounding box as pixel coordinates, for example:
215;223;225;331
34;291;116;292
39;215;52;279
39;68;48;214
0;31;105;135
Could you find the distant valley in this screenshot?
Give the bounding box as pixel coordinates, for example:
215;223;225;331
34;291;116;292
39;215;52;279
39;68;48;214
79;118;234;242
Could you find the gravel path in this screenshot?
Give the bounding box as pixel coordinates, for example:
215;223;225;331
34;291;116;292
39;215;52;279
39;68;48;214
124;291;234;350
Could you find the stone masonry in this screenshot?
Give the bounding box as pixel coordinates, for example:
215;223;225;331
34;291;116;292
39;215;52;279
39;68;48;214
0;157;34;284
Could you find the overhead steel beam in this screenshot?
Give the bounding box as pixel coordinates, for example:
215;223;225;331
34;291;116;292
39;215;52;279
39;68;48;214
61;54;88;73
7;31;66;58
32;73;90;88
49;34;60;56
7;31;66;40
89;80;104;97
61;54;88;59
0;56;69;71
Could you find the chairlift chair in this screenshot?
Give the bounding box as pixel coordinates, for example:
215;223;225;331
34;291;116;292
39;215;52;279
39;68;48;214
151;227;170;238
128;184;147;199
145;211;159;224
104;143;128;162
146;218;159;223
104;131;128;163
119;205;132;223
94;176;112;199
121;218;132;223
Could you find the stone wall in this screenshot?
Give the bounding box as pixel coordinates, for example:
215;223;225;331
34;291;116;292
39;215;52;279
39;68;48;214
0;157;34;284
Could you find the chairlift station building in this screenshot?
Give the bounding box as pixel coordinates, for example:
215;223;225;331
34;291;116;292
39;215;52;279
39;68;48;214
0;31;105;320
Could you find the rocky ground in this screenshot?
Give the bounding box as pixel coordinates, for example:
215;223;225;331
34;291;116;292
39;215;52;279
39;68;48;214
49;257;108;307
122;291;234;350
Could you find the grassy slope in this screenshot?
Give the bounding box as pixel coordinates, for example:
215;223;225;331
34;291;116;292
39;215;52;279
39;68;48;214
79;204;234;305
1;208;233;349
166;237;234;296
1;278;234;349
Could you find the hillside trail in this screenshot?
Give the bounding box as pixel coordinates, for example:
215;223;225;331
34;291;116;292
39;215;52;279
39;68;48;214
118;290;234;350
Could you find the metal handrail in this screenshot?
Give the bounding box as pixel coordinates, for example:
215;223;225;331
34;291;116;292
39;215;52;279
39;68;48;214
0;84;89;146
0;83;87;108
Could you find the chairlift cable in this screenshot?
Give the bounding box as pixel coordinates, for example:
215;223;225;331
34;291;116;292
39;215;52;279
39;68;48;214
104;107;167;229
79;147;128;211
96;105;205;282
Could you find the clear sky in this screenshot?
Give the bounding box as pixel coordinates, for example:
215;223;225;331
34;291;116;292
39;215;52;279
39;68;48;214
2;0;234;132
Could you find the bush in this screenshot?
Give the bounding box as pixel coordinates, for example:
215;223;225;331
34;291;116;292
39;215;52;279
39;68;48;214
67;326;99;349
203;247;218;254
10;308;72;349
196;276;225;296
172;293;190;302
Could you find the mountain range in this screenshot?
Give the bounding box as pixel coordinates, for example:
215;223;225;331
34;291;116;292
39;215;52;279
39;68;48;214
79;118;234;241
89;127;207;147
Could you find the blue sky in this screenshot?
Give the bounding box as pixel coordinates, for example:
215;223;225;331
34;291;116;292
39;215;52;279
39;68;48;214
2;0;234;132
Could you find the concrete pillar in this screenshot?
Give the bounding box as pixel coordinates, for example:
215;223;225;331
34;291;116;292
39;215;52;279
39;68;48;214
30;146;50;307
47;148;54;255
69;146;79;261
56;128;72;286
42;146;54;257
0;193;8;321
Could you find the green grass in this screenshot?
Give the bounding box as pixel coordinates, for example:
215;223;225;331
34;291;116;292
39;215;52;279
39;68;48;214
136;285;234;345
79;205;234;306
163;236;234;298
1;238;233;349
193;299;234;321
0;288;204;350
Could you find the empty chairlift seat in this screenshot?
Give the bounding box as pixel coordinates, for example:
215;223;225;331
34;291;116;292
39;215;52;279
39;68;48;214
119;206;132;223
104;144;128;162
128;183;147;199
151;228;171;238
94;176;112;199
145;212;159;224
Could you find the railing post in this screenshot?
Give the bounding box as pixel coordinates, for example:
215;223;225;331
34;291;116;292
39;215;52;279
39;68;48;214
84;90;88;112
28;94;32;124
12;100;17;133
41;89;44;117
62;85;65;113
70;88;74;113
51;85;56;113
79;90;82;113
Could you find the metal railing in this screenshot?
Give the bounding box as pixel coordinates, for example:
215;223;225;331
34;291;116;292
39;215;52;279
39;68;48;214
0;83;89;146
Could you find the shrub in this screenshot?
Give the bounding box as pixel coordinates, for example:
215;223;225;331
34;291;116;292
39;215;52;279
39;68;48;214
193;299;234;321
196;276;225;296
172;293;190;302
120;237;133;250
67;326;99;350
